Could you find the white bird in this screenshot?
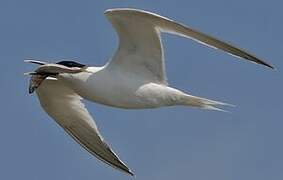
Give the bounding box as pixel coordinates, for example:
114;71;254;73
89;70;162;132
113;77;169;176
25;8;273;176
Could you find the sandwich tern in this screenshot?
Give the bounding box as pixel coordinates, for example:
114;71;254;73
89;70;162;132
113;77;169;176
25;8;273;176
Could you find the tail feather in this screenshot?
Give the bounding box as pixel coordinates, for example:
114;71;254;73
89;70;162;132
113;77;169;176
202;104;230;113
181;94;233;112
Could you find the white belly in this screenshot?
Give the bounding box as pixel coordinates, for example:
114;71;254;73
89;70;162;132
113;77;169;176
59;67;178;109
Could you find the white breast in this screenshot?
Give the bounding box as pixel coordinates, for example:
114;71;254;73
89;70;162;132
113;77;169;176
59;67;160;108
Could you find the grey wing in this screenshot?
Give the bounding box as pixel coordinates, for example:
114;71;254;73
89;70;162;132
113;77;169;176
36;78;134;176
105;9;167;84
105;8;273;82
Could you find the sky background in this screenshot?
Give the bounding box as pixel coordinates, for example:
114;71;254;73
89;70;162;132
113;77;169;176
0;0;282;179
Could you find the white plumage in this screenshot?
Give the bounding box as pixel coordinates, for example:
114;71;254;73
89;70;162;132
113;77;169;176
26;8;273;176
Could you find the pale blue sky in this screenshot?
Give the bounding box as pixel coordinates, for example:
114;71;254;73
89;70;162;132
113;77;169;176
0;0;282;179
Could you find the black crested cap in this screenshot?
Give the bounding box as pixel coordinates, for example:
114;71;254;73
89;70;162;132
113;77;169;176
56;61;86;68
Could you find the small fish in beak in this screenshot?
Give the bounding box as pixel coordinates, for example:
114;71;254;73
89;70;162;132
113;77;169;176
25;60;89;94
29;74;48;94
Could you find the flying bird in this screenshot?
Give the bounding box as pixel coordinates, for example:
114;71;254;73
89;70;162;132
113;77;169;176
25;8;273;176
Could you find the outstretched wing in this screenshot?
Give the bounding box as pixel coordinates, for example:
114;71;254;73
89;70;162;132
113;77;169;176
105;8;273;84
36;78;134;176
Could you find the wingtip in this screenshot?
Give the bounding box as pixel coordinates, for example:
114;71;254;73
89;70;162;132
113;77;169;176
127;169;135;176
267;64;275;69
116;162;135;176
259;60;275;69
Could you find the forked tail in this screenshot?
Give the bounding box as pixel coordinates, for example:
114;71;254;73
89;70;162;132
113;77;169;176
181;94;234;112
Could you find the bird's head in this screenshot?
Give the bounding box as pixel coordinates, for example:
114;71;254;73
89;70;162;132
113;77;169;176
24;59;90;75
24;59;91;94
52;60;90;74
